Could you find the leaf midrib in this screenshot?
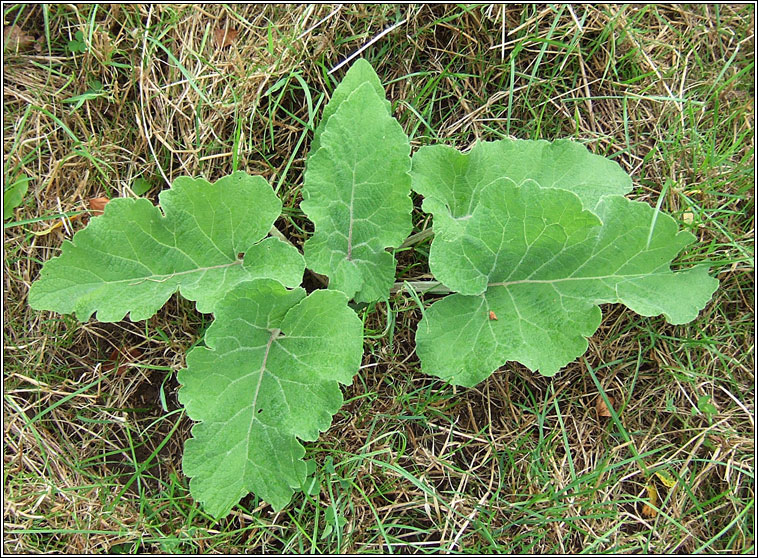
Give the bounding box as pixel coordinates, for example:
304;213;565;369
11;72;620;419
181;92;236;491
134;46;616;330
488;271;653;287
64;259;243;287
346;168;357;261
250;327;281;416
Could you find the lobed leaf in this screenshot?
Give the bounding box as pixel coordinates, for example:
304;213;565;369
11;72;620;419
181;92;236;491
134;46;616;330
411;139;633;216
28;172;304;322
177;279;363;517
301;59;412;303
311;57;390;152
414;162;718;386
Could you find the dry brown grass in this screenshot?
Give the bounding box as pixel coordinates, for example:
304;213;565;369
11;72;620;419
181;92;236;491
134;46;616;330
3;3;754;553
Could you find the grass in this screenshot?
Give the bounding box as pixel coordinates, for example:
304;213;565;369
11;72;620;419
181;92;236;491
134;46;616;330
3;3;754;553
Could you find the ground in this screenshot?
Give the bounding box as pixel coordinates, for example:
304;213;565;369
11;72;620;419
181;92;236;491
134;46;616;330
3;4;754;553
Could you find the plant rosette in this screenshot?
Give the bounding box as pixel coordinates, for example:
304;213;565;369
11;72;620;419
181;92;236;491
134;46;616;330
29;59;718;518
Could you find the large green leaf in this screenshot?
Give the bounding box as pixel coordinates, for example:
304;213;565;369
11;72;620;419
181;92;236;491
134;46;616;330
29;172;304;322
415;178;718;386
311;58;390;152
411;139;632;216
177;279;363;517
301;60;412;303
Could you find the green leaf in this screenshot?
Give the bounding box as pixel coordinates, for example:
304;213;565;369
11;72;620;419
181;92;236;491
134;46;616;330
62;80;106;110
696;395;718;418
3;174;31;220
177;279;363;517
68;30;87;53
29;172;304;322
301;61;412;303
131;177;153;196
311;58;390;152
415;179;718;386
411;139;633;215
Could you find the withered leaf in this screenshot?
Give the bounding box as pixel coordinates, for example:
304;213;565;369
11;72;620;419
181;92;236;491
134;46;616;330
596;394;616;417
213;27;239;49
654;469;677;488
104;347;143;375
88;197;110;216
641;483;658;518
3;25;35;52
